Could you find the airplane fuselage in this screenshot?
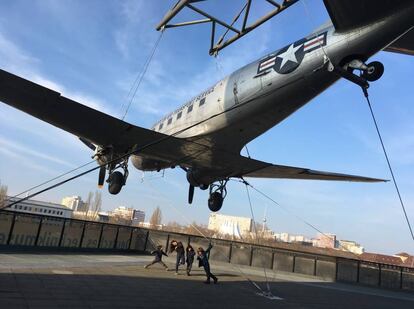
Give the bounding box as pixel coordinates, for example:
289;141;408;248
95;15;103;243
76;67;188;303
135;7;414;173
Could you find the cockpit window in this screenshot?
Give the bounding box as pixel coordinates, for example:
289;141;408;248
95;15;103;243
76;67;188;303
177;111;182;119
199;97;206;106
167;118;172;125
159;123;163;130
187;105;193;113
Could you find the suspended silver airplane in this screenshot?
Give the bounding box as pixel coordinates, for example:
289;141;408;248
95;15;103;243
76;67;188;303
0;0;413;212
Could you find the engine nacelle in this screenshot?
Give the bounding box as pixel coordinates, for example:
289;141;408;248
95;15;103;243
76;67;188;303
131;155;170;171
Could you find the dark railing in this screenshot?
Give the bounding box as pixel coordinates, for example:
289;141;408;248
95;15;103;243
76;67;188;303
0;210;413;291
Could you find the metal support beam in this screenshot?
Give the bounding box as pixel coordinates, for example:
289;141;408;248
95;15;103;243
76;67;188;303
97;224;104;249
113;226;120;249
127;228;134;250
157;0;300;55
79;222;86;248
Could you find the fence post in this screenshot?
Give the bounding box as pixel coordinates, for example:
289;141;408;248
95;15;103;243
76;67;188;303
58;219;67;247
292;255;296;273
228;242;233;263
378;264;382;287
356;260;360;283
165;234;170;252
249;246;254;266
313;257;317;276
127;228;134;250
270;251;275;270
143;230;150;251
79;222;86;248
97;224;104;249
113;226;120;249
6;213;17;245
400;267;403;289
34;217;44;246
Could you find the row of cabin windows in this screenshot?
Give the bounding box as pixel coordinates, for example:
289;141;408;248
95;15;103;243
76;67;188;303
158;97;206;131
12;204;64;216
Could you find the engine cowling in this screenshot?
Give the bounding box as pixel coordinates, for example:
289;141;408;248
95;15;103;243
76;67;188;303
130;155;170;171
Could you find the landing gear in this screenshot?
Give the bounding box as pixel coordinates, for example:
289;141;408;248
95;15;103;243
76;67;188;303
108;171;124;194
208;180;228;212
107;158;129;195
361;61;384;82
344;59;384;82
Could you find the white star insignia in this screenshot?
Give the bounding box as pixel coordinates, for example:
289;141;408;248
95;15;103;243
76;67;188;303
276;43;302;69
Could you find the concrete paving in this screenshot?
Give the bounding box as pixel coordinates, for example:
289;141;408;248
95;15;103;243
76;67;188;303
0;252;413;308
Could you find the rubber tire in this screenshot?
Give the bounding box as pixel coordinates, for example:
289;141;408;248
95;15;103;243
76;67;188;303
362;61;384;82
108;171;124;195
208;192;223;212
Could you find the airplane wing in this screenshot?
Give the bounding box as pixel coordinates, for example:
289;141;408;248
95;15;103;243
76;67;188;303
0;68;221;170
238;160;386;183
384;28;414;56
323;0;413;32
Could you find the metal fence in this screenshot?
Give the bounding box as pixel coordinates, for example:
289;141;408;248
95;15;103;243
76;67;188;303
0;210;413;291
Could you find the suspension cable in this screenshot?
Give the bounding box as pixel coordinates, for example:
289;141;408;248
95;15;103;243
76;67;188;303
362;89;414;241
237;179;364;261
121;30;164;120
244;183;272;295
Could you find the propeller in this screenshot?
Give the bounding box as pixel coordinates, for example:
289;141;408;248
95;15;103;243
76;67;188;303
188;184;194;204
98;166;106;188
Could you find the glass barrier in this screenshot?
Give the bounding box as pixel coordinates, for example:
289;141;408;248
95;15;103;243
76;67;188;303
81;222;101;248
99;225;117;249
61;220;84;248
115;227;132;249
37;217;64;247
130;228;148;251
0;212;14;245
8;214;41;246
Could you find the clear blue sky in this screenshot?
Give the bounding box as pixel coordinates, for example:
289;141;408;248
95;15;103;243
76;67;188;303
0;0;413;255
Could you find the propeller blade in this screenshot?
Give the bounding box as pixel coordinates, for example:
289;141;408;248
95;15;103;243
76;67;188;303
98;166;106;188
188;184;195;204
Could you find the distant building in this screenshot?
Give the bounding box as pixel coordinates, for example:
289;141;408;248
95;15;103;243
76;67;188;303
5;196;73;218
338;240;364;254
208;213;252;238
61;196;85;212
314;233;336;249
132;209;145;224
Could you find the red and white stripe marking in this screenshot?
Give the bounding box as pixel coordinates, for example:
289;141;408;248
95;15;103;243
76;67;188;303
304;34;325;52
259;56;276;71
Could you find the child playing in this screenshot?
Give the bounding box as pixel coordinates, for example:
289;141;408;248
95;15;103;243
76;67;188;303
197;244;218;284
186;244;196;276
144;245;168;270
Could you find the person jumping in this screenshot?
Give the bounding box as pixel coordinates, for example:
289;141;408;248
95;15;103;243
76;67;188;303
144;245;168;270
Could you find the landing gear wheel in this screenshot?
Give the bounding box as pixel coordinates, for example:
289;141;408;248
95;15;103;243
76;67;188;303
208;192;223;212
361;61;384;82
108;171;124;195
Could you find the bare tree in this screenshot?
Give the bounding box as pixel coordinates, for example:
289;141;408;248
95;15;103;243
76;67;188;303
149;206;162;229
0;181;8;209
89;191;102;221
83;191;93;220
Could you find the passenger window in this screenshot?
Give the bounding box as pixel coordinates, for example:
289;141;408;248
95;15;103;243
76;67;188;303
188;105;193;113
167;118;172;125
177;111;182;119
199;97;206;106
159;123;163;130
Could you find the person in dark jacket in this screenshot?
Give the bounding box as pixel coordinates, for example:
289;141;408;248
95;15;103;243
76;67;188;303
175;241;186;274
144;245;168;270
197;244;218;284
170;240;185;275
185;244;196;276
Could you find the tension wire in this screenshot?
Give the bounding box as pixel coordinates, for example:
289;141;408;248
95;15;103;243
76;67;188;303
362;89;414;241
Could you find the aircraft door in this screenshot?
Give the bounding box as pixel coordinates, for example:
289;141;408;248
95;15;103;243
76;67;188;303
233;65;262;105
